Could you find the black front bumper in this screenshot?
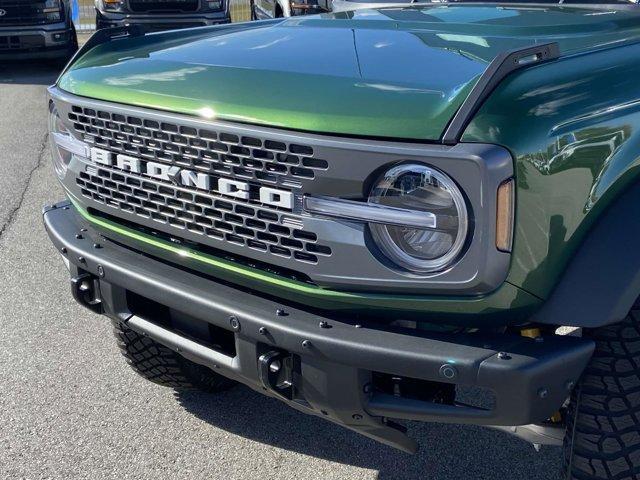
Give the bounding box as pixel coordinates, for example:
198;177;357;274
0;22;75;58
96;9;230;31
44;201;594;452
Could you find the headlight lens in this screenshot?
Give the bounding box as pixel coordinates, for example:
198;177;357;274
43;0;61;17
368;163;468;274
102;0;123;11
48;105;73;180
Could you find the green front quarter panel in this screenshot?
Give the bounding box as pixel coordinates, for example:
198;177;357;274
464;41;640;300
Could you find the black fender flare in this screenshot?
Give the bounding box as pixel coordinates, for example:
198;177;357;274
532;181;640;328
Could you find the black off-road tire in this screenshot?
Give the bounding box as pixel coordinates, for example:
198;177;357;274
563;306;640;479
112;320;236;393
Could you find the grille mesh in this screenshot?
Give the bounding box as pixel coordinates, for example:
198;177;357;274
0;1;60;26
76;167;332;264
69;95;338;267
128;0;200;13
68;105;328;187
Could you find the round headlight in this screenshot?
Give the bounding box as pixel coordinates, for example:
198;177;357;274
368;163;468;274
48;104;73;180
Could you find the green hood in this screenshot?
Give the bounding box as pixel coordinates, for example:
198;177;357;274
59;5;640;140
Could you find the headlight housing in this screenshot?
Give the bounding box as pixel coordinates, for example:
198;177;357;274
48;103;89;180
43;0;62;19
101;0;123;11
48;105;73;180
368;163;468;274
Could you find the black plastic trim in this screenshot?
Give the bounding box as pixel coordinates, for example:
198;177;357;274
442;42;560;145
43;200;594;451
532;182;640;328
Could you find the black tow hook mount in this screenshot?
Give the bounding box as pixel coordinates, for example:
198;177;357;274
71;273;104;314
258;350;295;400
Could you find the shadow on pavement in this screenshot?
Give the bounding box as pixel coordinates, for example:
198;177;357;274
176;386;562;480
0;60;65;86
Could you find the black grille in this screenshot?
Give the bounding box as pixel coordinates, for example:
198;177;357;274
127;0;200;13
0;34;45;50
0;1;62;26
75;164;332;265
68;104;334;266
69;105;327;187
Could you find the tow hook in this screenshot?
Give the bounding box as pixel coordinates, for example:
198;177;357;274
70;273;104;314
258;350;295;399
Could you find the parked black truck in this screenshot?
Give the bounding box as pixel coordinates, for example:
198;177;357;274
95;0;230;32
0;0;77;59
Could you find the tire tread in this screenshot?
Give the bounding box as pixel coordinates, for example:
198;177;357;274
112;319;235;393
564;310;640;480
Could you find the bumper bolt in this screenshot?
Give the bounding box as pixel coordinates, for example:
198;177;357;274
269;360;281;373
80;228;87;232
60;247;67;254
93;243;102;249
229;316;241;332
319;321;331;329
439;364;458;380
352;414;363;421
538;388;549;399
75;234;83;240
497;352;511;360
78;256;86;263
276;308;287;317
258;327;268;335
302;340;312;349
97;265;105;278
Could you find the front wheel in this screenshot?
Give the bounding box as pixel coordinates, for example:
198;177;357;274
563;305;640;479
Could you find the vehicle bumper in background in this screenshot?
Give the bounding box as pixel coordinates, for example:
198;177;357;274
96;9;231;31
0;22;74;58
43;200;594;452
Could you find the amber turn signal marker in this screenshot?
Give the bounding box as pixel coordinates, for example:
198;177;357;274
496;179;514;252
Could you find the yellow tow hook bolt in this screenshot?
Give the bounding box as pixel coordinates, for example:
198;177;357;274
521;327;541;339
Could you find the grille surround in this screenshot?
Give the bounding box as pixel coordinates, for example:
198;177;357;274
51;86;513;295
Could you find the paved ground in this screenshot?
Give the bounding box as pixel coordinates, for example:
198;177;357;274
0;61;563;480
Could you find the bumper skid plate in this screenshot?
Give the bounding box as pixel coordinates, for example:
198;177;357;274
44;201;594;452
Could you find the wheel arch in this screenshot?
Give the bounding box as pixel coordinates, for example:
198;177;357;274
532;179;640;328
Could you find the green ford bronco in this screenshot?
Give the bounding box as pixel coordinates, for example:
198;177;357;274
44;3;640;478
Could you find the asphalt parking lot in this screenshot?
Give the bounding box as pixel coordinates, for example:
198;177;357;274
0;61;563;480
